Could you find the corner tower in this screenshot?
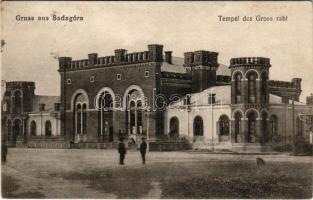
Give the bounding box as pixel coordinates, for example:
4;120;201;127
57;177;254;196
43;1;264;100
229;57;271;145
184;50;219;93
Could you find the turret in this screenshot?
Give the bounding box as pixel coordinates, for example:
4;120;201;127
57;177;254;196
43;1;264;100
184;50;219;92
148;44;163;62
4;81;36;113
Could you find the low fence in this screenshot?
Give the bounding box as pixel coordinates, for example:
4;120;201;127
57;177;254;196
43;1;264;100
149;141;191;151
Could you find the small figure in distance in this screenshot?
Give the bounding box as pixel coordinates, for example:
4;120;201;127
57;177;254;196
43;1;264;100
256;157;265;166
140;137;147;164
118;137;127;165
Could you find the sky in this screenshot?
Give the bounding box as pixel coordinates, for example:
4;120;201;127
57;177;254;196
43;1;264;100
1;1;312;102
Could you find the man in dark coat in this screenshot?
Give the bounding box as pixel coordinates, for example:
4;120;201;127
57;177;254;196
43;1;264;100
140;137;147;164
118;137;126;165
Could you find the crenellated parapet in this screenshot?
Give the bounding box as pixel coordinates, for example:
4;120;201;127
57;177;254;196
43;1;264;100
269;78;301;90
58;44;164;72
230;57;271;67
6;81;35;89
184;50;218;68
269;78;302;101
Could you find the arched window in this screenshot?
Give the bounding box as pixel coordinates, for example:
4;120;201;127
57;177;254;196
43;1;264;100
247;72;257;103
296;116;303;137
73;93;88;140
262;112;268;142
13;91;22;113
30;121;36;136
137;100;143;135
7;120;12;141
76;104;82;134
247;111;257;143
219;115;230;136
45;120;52;136
219;115;230;142
129;100;136;134
98;91;113;142
193;116;204;136
234;73;242;103
125;89;144;136
82;104;87;135
169;117;179;137
12;119;21;142
234;112;242;143
261;72;268;103
270;115;278;136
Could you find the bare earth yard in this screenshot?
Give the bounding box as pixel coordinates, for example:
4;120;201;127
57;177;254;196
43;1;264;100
1;148;312;199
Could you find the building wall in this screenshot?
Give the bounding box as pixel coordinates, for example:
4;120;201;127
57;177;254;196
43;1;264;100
269;104;313;142
27;113;61;136
60;62;162;142
164;105;232;145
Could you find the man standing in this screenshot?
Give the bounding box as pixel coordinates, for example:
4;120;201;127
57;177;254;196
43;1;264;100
118;137;126;165
140;137;147;164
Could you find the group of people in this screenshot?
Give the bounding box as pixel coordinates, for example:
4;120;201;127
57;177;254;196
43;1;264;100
118;137;147;165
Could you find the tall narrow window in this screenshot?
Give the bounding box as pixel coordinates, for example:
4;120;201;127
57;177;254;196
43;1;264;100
76;104;82;134
247;111;257;143
169;117;179;138
234;73;242;103
234;112;242;143
130;101;136;134
248;72;257;103
73;92;89;140
219;115;229;136
7;120;12;141
125;89;144;136
30;121;36;136
13;91;22;113
194;116;204;136
98;91;113;142
13;119;21;142
261;72;268;103
137;101;143;135
45;120;52;136
270;115;278;136
82;104;87;134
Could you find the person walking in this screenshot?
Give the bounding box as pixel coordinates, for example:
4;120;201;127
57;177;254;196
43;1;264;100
118;137;126;165
140;137;147;164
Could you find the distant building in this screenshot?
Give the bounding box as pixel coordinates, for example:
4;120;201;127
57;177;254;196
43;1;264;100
2;44;313;151
1;81;62;147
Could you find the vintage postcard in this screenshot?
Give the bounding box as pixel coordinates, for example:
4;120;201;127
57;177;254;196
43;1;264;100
1;1;312;199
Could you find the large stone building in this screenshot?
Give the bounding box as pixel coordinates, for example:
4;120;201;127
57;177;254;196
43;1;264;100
2;44;313;151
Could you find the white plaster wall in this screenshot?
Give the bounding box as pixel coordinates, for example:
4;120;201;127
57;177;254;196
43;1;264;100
27;113;61;136
165;104;232;144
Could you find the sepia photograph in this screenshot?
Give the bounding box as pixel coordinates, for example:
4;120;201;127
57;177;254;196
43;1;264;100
1;1;313;199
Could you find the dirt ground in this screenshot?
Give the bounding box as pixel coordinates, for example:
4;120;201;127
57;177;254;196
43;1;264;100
1;148;312;198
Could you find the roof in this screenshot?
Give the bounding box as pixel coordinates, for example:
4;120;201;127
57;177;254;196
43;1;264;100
269;94;306;105
32;95;60;112
167;85;306;109
168;85;231;108
161;56;187;73
161;56;231;76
